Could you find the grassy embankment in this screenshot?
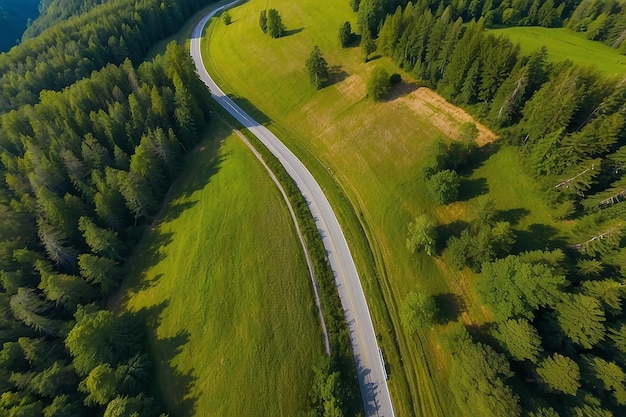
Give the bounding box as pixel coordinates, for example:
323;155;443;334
203;1;577;416
120;120;324;416
490;26;626;78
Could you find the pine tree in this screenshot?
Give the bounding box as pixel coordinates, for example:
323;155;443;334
305;46;330;90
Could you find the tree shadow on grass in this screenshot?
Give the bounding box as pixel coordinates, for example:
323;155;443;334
226;95;271;125
435;220;469;253
457;177;489;201
328;65;349;86
384;81;420;101
129;228;174;275
134;302;198;417
283;27;304;37
434;293;465;324
457;141;502;175
495;208;530;226
513;223;568;253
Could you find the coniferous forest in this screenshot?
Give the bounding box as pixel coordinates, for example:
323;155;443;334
356;0;626;415
0;0;214;415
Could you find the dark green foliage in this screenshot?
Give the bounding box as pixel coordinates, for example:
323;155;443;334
306;46;330;90
102;394;160;417
42;395;83;417
361;31;377;62
357;0;384;36
23;0;107;40
426;169;460;204
339;21;353;47
446;220;516;272
266;8;285;38
582;355;626;405
0;3;214;417
65;308;142;376
568;1;626;51
366;66;390;101
400;291;438;332
259;10;267;33
389;73;401;85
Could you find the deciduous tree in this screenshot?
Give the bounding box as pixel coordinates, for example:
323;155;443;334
406;214;437;256
266;9;285;38
366;66;389;101
400;291;438;332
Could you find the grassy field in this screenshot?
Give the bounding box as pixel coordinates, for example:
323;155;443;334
203;1;576;416
120;121;324;417
490;26;626;78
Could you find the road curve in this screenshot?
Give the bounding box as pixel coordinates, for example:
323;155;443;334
190;5;395;417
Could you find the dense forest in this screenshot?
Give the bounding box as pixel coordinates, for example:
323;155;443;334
0;0;212;113
357;0;626;415
0;0;216;414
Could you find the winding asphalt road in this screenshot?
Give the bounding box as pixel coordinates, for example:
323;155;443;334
190;5;395;417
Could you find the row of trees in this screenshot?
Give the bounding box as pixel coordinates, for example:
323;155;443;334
0;39;210;416
259;9;286;38
0;0;214;113
356;0;591;38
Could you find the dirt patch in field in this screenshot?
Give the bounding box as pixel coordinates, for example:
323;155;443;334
396;87;498;146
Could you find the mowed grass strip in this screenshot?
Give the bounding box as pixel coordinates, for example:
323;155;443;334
490;26;626;78
121;122;324;417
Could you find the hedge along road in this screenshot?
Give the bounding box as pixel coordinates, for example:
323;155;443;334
190;3;396;417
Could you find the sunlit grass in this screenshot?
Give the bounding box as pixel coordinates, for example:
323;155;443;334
490;26;626;78
121;121;324;417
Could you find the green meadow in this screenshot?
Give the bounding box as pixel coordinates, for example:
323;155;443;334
203;0;578;415
121;121;324;417
490;26;626;78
